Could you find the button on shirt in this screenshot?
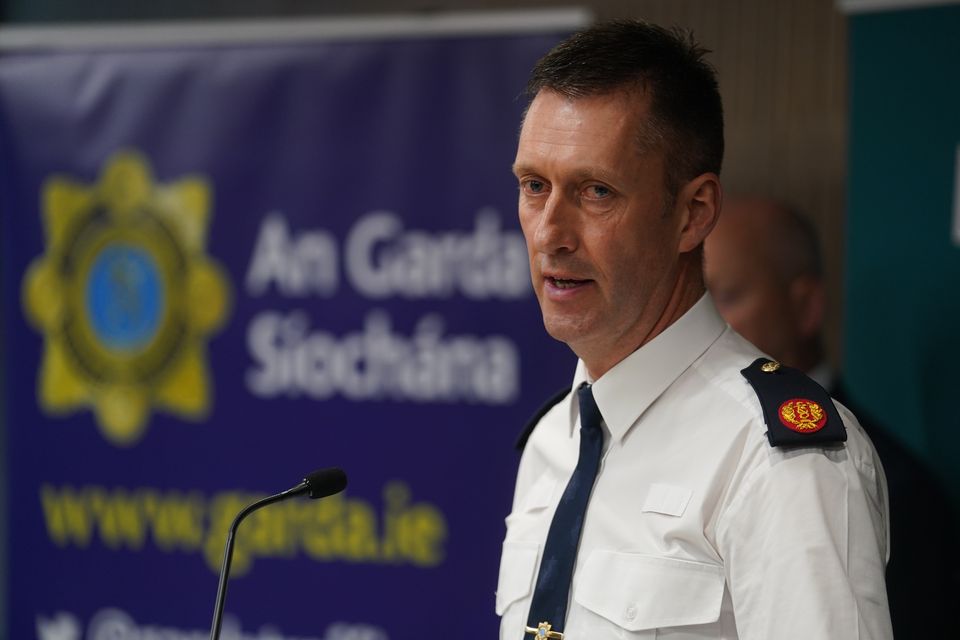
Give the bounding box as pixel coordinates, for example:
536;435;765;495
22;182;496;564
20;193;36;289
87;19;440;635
496;295;892;639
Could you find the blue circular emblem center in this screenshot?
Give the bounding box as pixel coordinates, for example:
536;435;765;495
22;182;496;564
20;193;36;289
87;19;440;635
86;244;164;352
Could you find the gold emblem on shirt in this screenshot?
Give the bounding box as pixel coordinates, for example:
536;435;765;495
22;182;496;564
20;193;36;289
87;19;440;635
525;621;564;639
778;398;827;434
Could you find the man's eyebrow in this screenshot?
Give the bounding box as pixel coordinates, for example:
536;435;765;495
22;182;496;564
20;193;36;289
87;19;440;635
569;166;621;183
511;164;621;184
511;163;535;177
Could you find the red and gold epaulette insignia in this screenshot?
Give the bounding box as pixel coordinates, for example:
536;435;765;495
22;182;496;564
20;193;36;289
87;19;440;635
778;398;827;434
740;358;847;447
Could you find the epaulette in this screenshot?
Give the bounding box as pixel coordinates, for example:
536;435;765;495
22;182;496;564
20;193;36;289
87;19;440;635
740;358;846;448
515;387;571;452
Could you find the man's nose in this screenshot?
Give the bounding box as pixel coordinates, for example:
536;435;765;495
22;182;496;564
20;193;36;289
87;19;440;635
533;192;578;255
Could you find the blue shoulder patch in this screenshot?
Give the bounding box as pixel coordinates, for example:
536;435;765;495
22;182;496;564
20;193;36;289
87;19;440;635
741;358;846;447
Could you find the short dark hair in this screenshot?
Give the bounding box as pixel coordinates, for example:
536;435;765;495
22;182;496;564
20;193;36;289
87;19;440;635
526;19;724;199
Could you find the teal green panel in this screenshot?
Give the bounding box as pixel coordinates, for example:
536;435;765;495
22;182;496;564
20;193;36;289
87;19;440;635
846;4;960;508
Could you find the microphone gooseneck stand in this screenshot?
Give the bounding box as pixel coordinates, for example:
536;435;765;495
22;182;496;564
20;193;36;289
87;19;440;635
209;468;348;640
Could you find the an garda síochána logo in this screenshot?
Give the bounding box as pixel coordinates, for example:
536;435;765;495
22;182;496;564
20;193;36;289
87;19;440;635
22;150;231;445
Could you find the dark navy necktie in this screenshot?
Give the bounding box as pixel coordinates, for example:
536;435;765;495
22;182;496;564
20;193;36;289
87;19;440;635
525;383;604;638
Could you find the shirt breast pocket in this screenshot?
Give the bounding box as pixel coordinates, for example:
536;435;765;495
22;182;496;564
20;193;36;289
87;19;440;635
496;541;540;639
572;550;725;639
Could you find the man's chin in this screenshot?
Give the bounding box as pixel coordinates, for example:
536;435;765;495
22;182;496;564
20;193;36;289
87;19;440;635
542;316;589;348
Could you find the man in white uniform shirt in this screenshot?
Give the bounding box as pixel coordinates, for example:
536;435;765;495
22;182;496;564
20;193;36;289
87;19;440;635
497;20;892;640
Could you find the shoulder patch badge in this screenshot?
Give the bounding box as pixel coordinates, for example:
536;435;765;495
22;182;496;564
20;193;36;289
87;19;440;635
778;398;827;434
741;358;846;447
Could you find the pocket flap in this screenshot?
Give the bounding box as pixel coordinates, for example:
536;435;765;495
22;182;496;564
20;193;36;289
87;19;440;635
641;483;693;517
495;541;540;615
575;551;724;631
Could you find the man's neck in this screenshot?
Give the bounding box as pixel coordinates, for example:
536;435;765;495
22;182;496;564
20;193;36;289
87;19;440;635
581;259;706;380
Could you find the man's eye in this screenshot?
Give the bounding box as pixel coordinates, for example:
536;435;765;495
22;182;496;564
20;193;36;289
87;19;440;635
585;185;611;199
522;180;547;194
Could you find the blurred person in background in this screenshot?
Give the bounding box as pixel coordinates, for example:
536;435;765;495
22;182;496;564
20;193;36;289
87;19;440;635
704;195;960;637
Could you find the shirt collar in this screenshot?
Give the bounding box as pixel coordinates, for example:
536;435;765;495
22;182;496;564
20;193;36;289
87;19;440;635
569;293;727;443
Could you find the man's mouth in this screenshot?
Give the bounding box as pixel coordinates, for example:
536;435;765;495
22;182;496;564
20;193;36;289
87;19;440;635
548;277;589;289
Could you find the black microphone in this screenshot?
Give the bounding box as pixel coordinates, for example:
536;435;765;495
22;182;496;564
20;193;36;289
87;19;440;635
209;468;348;640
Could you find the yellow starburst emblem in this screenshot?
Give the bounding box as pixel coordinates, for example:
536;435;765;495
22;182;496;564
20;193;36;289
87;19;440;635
21;150;231;445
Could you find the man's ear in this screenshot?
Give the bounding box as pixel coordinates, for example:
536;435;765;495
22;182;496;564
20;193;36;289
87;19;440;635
676;173;722;254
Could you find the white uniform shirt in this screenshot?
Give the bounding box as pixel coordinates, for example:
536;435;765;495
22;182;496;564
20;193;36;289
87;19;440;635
497;295;892;639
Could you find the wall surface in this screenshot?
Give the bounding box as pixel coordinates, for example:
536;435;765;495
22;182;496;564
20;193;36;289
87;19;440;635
846;2;960;501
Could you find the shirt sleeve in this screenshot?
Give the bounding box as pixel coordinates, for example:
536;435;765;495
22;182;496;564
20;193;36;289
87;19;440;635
715;434;892;640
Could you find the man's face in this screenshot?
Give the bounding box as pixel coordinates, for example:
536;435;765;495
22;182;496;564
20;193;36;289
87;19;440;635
513;89;683;364
703;218;800;362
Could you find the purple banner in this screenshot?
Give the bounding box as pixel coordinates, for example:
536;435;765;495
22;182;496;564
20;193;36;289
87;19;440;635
0;19;578;640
